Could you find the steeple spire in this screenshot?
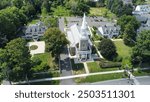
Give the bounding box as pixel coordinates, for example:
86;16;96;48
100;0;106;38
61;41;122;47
81;13;87;30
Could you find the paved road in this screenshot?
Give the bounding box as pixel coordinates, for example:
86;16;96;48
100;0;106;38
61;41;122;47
59;47;75;85
90;76;150;85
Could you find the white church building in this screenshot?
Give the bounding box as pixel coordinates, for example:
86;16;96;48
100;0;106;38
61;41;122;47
65;14;93;63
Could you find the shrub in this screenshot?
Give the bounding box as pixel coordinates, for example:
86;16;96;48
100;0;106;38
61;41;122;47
99;61;121;68
91;45;97;54
113;56;123;62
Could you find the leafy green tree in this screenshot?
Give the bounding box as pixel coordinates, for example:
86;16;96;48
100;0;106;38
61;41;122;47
66;0;90;16
52;6;71;16
0;0;11;10
117;15;140;33
121;57;132;69
123;23;136;46
44;28;69;59
41;0;50;16
106;0;133;16
12;0;24;9
0;38;32;84
0;7;27;47
98;38;117;60
131;30;150;65
43;17;58;28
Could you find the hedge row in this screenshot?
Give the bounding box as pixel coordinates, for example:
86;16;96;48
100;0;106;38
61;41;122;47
99;61;121;68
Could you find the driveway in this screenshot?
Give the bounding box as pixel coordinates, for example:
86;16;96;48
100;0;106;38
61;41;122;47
59;47;76;85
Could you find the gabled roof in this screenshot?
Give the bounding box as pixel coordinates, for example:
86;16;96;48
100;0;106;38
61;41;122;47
67;24;80;47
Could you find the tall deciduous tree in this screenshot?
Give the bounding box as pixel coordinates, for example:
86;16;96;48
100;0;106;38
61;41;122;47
123;23;136;46
44;28;69;59
98;38;117;60
131;30;150;65
0;38;32;84
0;7;27;47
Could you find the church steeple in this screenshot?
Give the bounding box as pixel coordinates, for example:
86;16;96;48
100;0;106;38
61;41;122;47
81;13;87;31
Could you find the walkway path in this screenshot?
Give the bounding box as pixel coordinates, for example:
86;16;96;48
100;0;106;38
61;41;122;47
83;62;89;74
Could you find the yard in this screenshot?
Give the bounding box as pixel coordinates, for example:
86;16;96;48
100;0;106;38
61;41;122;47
30;53;59;84
87;61;119;73
71;59;86;75
75;72;124;83
89;7;117;19
113;40;132;58
32;53;58;71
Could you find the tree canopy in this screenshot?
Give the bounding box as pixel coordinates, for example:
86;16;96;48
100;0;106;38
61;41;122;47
44;28;69;59
0;38;31;83
0;7;27;47
131;30;150;64
98;38;117;60
117;15;140;46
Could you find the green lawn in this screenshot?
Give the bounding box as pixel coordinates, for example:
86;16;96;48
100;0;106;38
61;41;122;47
89;7;116;19
31;53;59;82
71;59;86;75
32;53;57;71
87;61;119;73
113;40;132;58
75;72;124;83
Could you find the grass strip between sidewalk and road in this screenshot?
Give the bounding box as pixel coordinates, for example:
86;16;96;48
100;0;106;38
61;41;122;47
75;72;124;83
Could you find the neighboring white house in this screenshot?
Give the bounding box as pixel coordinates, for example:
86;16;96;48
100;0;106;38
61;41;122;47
132;5;150;14
98;25;120;38
137;19;150;32
122;0;133;5
65;14;93;62
22;21;47;40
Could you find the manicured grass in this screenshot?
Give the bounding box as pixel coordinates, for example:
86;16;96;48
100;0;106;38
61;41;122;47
113;40;132;58
32;53;57;70
75;72;124;83
89;7;116;19
133;69;150;77
87;61;119;73
71;59;86;75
